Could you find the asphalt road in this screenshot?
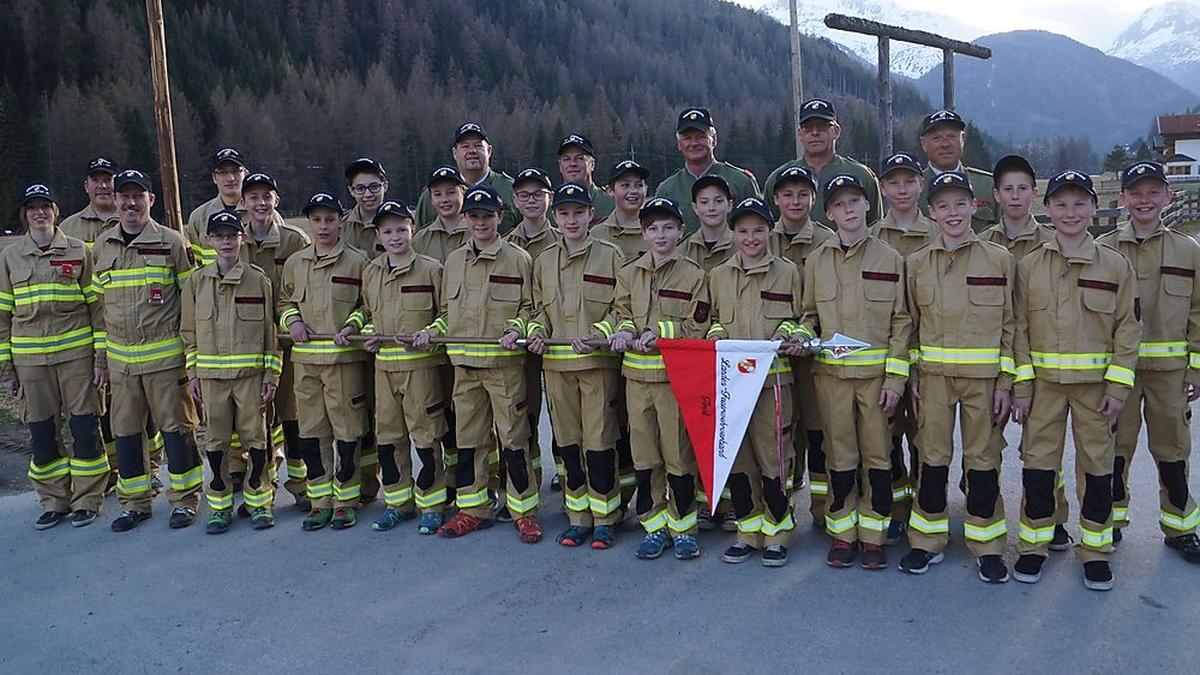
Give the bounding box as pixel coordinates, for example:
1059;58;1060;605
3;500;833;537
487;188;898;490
1;408;1197;674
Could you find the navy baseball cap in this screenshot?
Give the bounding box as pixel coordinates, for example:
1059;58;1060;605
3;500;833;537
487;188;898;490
1121;161;1168;190
426;166;467;189
920;109;966;136
87;156;118;176
206;209;245;235
114;169;152;192
454;122;489;143
558;133;594;157
639;196;685;224
1044;170;1096;202
691;174;731;201
880;152;924;179
773;165;818;192
992;155;1036;183
609;159;649;184
677;107;714;133
344;157;387;181
799;98;837;124
822;174;866;207
513;167;553;191
211;148;246;171
552;183;593;209
302;191;345;216
21;183;56;206
462;185;504;213
926;171;975;202
242;172;277;193
729;196;774;227
372;200;415;225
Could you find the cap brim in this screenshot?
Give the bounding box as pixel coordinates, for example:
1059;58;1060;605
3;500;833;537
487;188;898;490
88;167;117;176
242;179;277;192
677;122;711;133
455;130;488;143
879;164;922;179
115;179;151;191
461;204;502;213
1122;173;1168;189
823;184;866;206
926;183;974;202
302;203;341;215
992;155;1035;181
345;161;385;180
798;112;836;124
922;120;966;135
558;142;593;156
212;158;246;170
610;167;649;183
730;209;772;226
206;223;244;235
21;195;55;207
552;197;592;208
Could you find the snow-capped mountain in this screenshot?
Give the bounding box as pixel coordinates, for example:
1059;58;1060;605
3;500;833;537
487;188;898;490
1109;1;1200;95
745;0;984;78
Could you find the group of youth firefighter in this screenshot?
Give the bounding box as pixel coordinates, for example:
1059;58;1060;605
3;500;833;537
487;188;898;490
5;102;1200;593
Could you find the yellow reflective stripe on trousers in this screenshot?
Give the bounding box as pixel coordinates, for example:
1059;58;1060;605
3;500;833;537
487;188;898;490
964;519;1008;542
384;485;413;507
10;326;94;355
564;492;590;512
333;482;361;502
667;510;697;533
1079;524;1113;549
415;488;448;509
761;513;795;537
918;346;1001;365
737;515;764;534
860;513;891;532
543;345;617;361
118;474;152;496
456;487;489;509
1138;341;1187;358
169;465;204;491
1019;520;1054;544
69;455;110;477
1112;506;1128;523
207;492;235;510
360;451;379;467
815;348;886;367
27;457;70;481
11;282;86;306
809;480;828;495
589;493;621;516
106;337;185;365
1160;506;1200;532
641;509;668;533
307;481;333;498
243;488;274;508
908;511;949;534
1191;353;1200;370
506;491;539;515
825;510;858;534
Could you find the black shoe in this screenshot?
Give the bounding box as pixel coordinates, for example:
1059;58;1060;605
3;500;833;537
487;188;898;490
150;475;164;496
977;555;1010;584
293;494;312;512
494;504;513;523
111;510;151;532
550;474;562;492
168;507;196;529
1165;533;1200;563
826;540;859;568
721;543;757;564
70;509;99;528
35;511;69;530
898;548;943;574
1083;561;1114;591
762;545;788;567
230;471;246;493
1113;527;1123;546
1048;524;1073;552
1012;554;1045;584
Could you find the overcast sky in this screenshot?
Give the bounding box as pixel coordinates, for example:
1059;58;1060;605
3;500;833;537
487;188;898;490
735;0;1190;49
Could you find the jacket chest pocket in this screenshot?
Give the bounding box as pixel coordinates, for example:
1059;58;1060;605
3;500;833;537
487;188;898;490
400;285;435;311
488;275;522;304
1081;287;1116;315
234;297;266;321
1162;267;1195;300
6;263;34;318
760;288;795;320
329;276;361;303
581;274;616;308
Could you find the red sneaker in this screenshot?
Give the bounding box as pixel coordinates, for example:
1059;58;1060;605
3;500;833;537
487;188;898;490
516;515;543;544
860;542;889;570
438;511;493;538
826;539;859;568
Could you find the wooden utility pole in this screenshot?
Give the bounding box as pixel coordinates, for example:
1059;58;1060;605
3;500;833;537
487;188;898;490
789;0;803;156
824;14;991;157
144;0;183;232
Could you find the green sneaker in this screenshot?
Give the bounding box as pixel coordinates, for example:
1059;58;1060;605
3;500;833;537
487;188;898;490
251;507;275;530
331;507;358;530
206;510;233;535
302;508;334;531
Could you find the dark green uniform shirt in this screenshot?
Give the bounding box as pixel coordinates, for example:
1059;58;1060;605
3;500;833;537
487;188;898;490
763;154;881;228
654;159;760;235
587;182;615;225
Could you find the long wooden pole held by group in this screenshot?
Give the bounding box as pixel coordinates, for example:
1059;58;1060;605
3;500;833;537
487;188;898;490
144;0;184;233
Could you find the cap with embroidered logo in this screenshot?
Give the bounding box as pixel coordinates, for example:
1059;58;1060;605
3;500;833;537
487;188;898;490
558;133;594;157
206;209;245;235
677;107;715;133
454;122;489;144
925;171;974;202
21;183;56;206
513;168;553;192
87;156;117;176
691;174;731;201
552;182;593;208
639;196;685;224
115;169;152;192
773;165;818;192
1044;170;1096;203
462;186;504;213
426;166;467;190
372;200;415;225
242;172;277;193
920;109;966;136
302;192;345;216
344;157;387;181
1120;161;1168;190
729;196;774;227
211;148;246;171
880;152;924;179
822;174;866;207
799;98;837;124
609;159;649;184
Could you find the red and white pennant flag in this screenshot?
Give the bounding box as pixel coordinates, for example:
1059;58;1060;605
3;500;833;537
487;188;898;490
658;338;780;515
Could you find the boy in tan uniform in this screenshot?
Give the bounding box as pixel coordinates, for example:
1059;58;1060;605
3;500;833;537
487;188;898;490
414;185;543;543
870;152;938;544
413;167;470;264
240;172;312;509
592;160;650;263
900;172;1015;583
707;197;804;567
1011;171;1139;591
341;157;389;256
603;196;710;561
1098;161;1200;562
797;174;912;571
1;184;107;529
95;170;203;532
279;192;370;531
355;201;451;535
528;183;624;549
186;148;248;267
769;166;834;523
182;211;280;533
980;156;1072;551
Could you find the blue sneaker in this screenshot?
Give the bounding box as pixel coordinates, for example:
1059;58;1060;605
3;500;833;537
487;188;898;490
371;508;413;532
635;530;672;559
673;534;700;560
417;511;444;535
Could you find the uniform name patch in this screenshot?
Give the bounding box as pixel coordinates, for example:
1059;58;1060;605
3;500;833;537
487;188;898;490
234;296;265;304
488;274;523;285
49;259;82;266
137;247;172;256
861;271;900;282
331;276;361;286
583;274;616;286
401;285;434;293
760;291;793;302
966;276;1006;286
1078;278;1118;292
658;288;693;301
1161;266;1195;278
